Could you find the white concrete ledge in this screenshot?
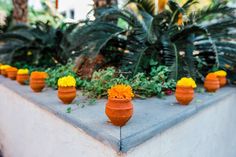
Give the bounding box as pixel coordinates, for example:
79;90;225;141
0;76;236;157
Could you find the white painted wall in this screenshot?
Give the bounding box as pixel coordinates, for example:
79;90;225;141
58;0;94;20
57;0;127;20
126;94;236;157
28;0;127;21
0;83;236;157
0;85;118;157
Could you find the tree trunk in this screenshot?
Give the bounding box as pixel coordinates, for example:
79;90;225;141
93;0;117;8
93;0;118;17
12;0;28;23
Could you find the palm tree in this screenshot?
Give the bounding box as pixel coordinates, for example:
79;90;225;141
12;0;28;23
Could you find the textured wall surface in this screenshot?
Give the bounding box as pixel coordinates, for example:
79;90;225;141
126;94;236;157
0;79;236;157
0;85;118;157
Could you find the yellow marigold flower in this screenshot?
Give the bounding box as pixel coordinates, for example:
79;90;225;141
177;77;197;88
17;69;29;75
31;71;48;79
0;65;11;70
214;70;227;77
108;84;134;99
205;73;218;80
58;75;76;87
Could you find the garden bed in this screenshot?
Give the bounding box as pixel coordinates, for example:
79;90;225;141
1;76;236;157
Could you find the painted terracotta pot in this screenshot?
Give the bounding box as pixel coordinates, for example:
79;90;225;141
58;87;76;104
218;76;227;87
105;98;133;126
204;79;220;92
17;74;29;85
1;69;7;77
30;78;45;92
7;70;17;80
175;86;194;105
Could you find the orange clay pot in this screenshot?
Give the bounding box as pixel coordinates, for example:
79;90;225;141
204;78;220;92
17;74;29;85
175;86;194;105
105;98;133;126
218;76;227;87
1;69;7;77
30;78;45;92
58;87;76;104
7;70;18;80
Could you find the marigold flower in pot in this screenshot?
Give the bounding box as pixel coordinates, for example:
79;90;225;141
175;77;196;105
30;71;48;92
214;70;227;87
204;73;220;92
17;69;29;85
57;75;77;104
0;65;11;77
106;84;134;126
6;67;18;80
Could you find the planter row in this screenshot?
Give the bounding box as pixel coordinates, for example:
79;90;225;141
0;66;228;127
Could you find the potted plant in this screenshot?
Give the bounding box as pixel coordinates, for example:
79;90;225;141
30;71;48;92
6;67;18;80
105;84;134;126
57;75;77;104
175;77;197;105
204;73;220;92
0;65;11;77
214;70;227;87
17;69;29;85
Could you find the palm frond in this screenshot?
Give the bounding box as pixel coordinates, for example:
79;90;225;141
125;0;156;16
191;1;236;22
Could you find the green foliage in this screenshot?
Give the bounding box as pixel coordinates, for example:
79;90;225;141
131;66;176;97
67;0;236;83
82;66;176;98
82;67;129;98
1;0;236;84
0;21;70;67
28;1;64;27
12;62;44;72
45;61;84;89
0;0;12;14
125;0;156;16
45;64;176;99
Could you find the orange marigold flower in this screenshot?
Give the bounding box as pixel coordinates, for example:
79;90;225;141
177;13;183;26
30;71;48;79
158;0;168;13
6;67;18;72
206;73;218;80
108;84;134;99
